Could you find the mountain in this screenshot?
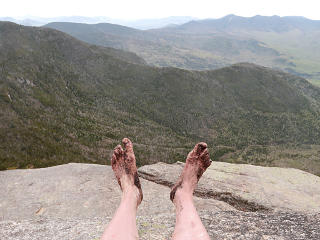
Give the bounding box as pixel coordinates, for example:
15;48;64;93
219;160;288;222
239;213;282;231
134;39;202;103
117;16;197;30
0;17;46;26
46;15;320;86
1;22;320;175
45;21;289;71
169;15;320;85
174;15;320;33
0;16;196;29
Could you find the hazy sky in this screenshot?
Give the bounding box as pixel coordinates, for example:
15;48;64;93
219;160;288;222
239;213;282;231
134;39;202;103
1;0;319;20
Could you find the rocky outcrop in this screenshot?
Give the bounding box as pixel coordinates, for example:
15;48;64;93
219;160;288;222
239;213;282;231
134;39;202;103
139;161;320;213
1;162;320;239
1;211;320;240
0;163;232;220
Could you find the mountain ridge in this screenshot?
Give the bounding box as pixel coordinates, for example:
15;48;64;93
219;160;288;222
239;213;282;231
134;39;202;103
45;15;320;85
0;16;197;29
174;14;320;33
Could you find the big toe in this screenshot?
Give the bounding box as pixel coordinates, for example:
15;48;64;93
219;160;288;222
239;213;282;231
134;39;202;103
122;138;133;149
194;142;208;155
122;138;133;152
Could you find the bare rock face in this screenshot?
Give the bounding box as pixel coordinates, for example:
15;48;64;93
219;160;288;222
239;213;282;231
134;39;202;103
0;163;227;220
1;212;320;240
138;161;320;213
1;162;320;239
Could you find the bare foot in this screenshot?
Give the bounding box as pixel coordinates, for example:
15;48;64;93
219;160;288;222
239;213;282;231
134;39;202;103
170;142;211;201
111;138;143;205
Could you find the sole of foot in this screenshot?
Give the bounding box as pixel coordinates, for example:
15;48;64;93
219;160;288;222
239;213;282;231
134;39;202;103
170;142;211;202
111;138;143;205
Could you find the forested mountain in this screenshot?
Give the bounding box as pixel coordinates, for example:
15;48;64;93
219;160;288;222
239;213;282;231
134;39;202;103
1;22;320;175
46;15;320;86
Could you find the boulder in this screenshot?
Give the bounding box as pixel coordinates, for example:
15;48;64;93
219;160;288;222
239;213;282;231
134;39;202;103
138;161;320;213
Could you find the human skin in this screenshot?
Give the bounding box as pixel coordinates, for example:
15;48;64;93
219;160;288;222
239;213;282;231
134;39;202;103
101;139;211;240
100;138;142;240
170;142;212;240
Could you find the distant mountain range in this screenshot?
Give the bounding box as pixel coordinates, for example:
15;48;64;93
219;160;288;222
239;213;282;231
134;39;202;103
1;22;320;173
45;14;320;86
0;16;197;29
174;14;320;32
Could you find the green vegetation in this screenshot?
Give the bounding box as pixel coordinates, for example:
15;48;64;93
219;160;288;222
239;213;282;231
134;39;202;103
216;144;320;176
46;15;320;85
1;22;320;176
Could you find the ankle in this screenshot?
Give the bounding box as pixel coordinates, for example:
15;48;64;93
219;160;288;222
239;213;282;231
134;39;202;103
120;188;140;208
174;187;193;202
122;184;138;196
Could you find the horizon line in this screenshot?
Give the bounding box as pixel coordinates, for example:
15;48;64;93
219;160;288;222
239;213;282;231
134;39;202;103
0;14;319;21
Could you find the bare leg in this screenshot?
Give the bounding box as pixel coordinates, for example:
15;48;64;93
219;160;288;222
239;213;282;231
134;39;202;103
101;138;143;240
170;142;212;240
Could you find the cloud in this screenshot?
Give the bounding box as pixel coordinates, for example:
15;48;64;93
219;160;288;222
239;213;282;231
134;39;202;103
0;0;319;20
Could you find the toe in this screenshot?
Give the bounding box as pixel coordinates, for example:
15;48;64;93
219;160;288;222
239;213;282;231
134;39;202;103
114;145;124;158
194;142;207;155
111;153;117;166
122;138;135;162
122;138;133;152
200;147;209;159
200;148;211;168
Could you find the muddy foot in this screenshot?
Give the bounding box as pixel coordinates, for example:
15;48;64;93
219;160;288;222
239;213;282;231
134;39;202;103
111;138;143;205
170;142;211;202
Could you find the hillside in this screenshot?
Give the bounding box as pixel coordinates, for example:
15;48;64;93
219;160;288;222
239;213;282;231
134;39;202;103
46;15;320;86
172;15;320;85
1;22;320;175
45;21;289;72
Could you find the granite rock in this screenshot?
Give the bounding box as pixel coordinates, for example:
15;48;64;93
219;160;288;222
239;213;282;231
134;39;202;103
138;161;320;213
1;162;320;239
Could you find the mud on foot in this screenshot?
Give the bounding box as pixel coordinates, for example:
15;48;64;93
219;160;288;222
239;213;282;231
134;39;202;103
170;142;211;202
111;138;143;205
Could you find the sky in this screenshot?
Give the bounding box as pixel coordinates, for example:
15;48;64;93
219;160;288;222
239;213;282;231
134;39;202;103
1;0;319;20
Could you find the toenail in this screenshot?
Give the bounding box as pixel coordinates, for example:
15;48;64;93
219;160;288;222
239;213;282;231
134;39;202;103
199;143;207;150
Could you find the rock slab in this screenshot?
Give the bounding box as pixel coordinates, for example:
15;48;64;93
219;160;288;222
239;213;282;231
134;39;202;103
138;161;320;213
0;163;228;220
1;162;320;239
